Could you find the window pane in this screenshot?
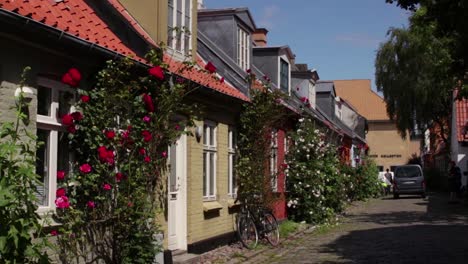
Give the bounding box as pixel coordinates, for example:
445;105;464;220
37;86;51;116
58;91;73;118
184;35;190;55
35;129;50;206
228;154;232;193
209;152;215;196
209;127;214;146
57;132;70;174
169;144;177;192
203;152;207;196
185;0;190;16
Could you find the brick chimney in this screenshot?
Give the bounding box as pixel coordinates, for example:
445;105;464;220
252;28;268;47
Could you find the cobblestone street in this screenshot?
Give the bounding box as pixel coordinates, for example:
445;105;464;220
228;193;468;264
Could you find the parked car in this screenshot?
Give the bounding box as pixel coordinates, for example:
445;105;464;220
392;165;426;199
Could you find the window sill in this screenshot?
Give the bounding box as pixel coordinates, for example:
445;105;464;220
227;198;240;208
203;201;223;212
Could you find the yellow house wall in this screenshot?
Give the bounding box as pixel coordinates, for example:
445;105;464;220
367;121;421;171
118;0;198;57
186;120;237;244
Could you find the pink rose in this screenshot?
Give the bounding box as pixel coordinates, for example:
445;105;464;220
148;66;165;80
61;114;74;126
57;170;66;180
205;62;216;73
103;183;112;191
80;95;90;103
55;195;70;209
161;151;167;158
141;130;152;142
300;97;308;103
121;130;130;140
56;188;66;198
143;116;151;123
105;130;116;140
115;172;125;182
142;94;155;113
79;163;92;174
139;148;146;155
87;201;95;209
175;124;180;130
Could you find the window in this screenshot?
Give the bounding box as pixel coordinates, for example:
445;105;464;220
270;129;278;192
35;78;74;213
279;58;289;93
168;0;192;55
228;126;237;197
203;121;217;200
237;27;250;70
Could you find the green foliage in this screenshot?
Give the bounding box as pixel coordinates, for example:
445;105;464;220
353;158;381;200
236;87;286;207
285;118;347;224
53;51;199;263
375;8;454;139
278;220;300;238
0;67;50;263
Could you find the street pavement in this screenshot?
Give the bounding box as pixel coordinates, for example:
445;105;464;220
236;193;468;264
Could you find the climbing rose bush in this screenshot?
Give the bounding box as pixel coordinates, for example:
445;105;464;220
286;117;348;224
53;50;200;263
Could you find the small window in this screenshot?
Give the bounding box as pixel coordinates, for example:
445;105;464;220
280;58;289;93
203;121;217;200
168;0;192;55
237;27;250;70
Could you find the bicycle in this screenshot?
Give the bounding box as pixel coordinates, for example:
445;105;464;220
235;198;280;249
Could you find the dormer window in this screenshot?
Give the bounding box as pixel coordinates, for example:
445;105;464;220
168;0;192;55
237;27;250;70
279;58;289;93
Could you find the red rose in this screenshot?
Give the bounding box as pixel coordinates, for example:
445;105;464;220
61;114;74;126
205;62;216;73
50;230;58;236
139;148;146;155
68;68;82;83
103;183;112;191
71;111;83;121
57;170;66;180
56;188;66;198
67;125;77;134
148;66;165;80
246;69;251;73
55;195;70;209
98;146;106;153
79;163;92;174
300;97;308;103
220;77;224;84
61;73;78;87
115;172;124;182
144;156;151;163
161;151;167;158
87;201;95;209
105;130;116;140
142;93;155;113
98;147;114;165
141;130;152;142
80;95;90;103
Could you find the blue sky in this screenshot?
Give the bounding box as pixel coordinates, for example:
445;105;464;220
203;0;411;90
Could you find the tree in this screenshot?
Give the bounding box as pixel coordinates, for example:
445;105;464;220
386;0;468;91
375;9;454;142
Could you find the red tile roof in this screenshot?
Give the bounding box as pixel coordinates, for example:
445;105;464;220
1;0;248;101
456;97;468;142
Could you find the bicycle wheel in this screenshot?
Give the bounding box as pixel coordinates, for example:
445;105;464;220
237;215;258;249
262;212;280;246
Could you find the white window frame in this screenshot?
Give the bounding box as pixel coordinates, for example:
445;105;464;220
270;129;278;192
36;77;75;214
228;126;237;197
237;26;250;70
168;0;192;56
203;120;217;200
278;57;290;95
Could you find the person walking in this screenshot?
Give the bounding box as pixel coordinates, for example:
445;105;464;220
448;161;462;203
384;169;393;194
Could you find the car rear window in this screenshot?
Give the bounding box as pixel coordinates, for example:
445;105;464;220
395;166;421;178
